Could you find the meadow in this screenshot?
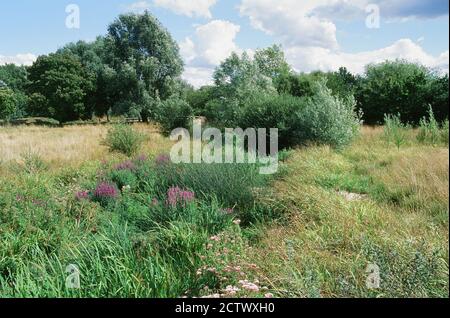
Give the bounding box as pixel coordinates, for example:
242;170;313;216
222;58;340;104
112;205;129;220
0;123;448;298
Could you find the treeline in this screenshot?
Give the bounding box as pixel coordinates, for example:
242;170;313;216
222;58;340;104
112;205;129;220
1;11;448;135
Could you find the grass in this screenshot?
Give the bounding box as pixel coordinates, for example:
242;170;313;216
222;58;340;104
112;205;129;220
249;127;449;297
0;124;448;298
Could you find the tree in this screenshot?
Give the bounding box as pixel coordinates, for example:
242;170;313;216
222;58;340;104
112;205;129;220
27;53;95;122
326;67;358;99
0;64;29;118
0;88;17;121
356;60;433;125
209;51;276;125
254;45;291;85
105;11;184;120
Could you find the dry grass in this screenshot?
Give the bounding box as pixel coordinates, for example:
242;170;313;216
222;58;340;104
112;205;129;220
0;124;171;171
252;127;449;297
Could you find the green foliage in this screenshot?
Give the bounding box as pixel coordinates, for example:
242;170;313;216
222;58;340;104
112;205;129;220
105;12;183;119
356;60;447;125
236;94;306;148
104;125;145;156
186;85;215;116
0;64;29;118
155;161;266;211
295;81;362;148
441;120;449;145
384;113;409;150
109;169;138;190
20;151;48;174
27;53;95;123
0;88;18;120
154;96;193;135
417;106;441;145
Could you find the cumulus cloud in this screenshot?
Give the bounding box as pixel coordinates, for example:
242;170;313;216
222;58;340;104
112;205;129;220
237;0;448;77
154;0;217;18
0;53;37;66
239;0;338;49
285;39;449;74
180;20;241;86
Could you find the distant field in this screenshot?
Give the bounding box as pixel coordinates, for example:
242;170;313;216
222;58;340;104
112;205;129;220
0;125;448;297
0;124;169;169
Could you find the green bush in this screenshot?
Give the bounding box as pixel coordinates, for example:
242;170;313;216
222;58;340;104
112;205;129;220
236;94;306;148
0;88;18;121
154;96;193;135
104;125;145;157
417;107;445;145
441;120;449;145
295;81;361;148
384;114;409;150
155;161;266;210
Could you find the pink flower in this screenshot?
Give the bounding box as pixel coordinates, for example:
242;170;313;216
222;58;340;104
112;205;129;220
114;160;136;171
151;198;159;206
155;154;171;166
265;293;274;298
94;182;119;200
166;187;195;207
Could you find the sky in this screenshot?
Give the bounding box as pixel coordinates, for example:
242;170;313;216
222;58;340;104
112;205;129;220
0;0;449;87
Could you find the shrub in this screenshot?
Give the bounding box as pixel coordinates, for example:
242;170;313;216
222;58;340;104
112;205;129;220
10;117;60;127
294;81;361;148
0;88;18;121
155;161;266;210
441;120;449;145
109;169;138;191
384;114;409;150
417;107;444;145
236;94;306;148
104;124;144;156
154;96;193;135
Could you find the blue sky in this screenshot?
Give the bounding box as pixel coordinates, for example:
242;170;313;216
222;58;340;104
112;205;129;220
0;0;448;86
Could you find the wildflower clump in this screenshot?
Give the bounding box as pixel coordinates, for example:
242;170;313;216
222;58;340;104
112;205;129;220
93;182;119;206
166;186;195;208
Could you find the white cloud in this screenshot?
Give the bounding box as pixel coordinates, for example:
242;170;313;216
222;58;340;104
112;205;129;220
285;39;449;74
125;1;152;13
239;0;338;49
154;0;217;18
182;66;215;87
0;53;37;66
180;20;242;87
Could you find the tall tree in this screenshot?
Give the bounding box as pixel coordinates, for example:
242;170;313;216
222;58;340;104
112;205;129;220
105;11;184;121
27;53;95;122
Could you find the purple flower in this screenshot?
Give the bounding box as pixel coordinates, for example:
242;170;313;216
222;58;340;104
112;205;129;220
75;191;90;201
93;182;119;200
166;187;195;207
135;154;148;162
155;154;171;166
151;198;159;206
114;160;136;171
